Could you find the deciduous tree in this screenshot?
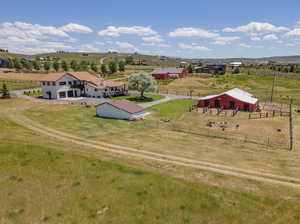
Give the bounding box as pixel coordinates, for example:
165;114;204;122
128;72;157;99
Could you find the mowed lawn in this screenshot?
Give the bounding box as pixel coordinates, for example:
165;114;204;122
1;100;300;223
23;99;300;180
112;94;165;103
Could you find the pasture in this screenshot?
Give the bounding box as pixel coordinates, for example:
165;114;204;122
21;98;300;181
2;99;300;223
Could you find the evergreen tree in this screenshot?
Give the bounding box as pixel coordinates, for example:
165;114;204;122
1;83;10;99
44;62;51;72
13;58;22;69
108;61;117;74
118;61;125;72
101;64;108;75
79;61;88;71
7;58;14;68
61;61;69;72
23;61;33;70
187;64;194;73
70;60;78;71
32;61;41;71
125;56;134;65
53;61;60;72
91;63;98;73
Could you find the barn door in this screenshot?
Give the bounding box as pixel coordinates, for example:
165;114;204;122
215;100;221;108
229;101;236;109
244;103;250;111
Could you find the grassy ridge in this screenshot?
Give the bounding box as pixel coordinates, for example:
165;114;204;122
1;113;300;223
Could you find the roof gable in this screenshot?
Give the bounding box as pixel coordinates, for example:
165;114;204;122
199;88;258;104
97;100;145;114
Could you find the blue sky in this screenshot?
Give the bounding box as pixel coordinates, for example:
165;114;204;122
1;0;300;58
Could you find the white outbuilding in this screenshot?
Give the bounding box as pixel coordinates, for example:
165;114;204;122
96;100;149;120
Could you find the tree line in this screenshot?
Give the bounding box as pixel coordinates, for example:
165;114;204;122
0;57;126;75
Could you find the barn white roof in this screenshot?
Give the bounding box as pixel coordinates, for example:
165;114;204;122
199;88;258;104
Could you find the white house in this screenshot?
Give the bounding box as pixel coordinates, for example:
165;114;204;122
96;100;149;120
230;62;242;67
40;72;126;99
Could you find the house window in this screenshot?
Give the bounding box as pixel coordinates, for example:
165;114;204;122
47;82;50;86
59;82;66;86
68;81;72;85
52;82;56;86
94;89;98;92
73;80;77;85
42;82;46;86
59;91;66;98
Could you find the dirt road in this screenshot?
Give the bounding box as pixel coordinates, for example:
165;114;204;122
8;113;300;189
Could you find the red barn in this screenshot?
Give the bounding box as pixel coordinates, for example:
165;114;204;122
197;88;258;112
151;68;187;80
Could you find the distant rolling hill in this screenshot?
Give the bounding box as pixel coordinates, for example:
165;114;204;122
1;51;300;66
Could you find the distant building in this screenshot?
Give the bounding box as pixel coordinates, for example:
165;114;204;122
0;57;6;68
195;64;226;75
40;72;126;99
151;68;187;79
96;100;149;120
230;62;242;67
197;88;258;112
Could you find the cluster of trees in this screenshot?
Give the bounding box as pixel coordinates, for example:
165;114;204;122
243;64;300;73
1;57;127;75
0;49;8;52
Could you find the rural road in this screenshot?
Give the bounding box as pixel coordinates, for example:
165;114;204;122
8;112;300;189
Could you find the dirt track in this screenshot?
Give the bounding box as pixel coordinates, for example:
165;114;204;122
8;113;300;189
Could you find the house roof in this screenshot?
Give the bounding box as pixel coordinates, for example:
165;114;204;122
151;68;185;74
40;72;102;85
41;72;124;88
97;100;145;114
88;81;124;89
199;88;258;104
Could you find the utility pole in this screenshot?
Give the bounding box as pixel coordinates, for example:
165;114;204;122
289;98;293;150
270;72;277;103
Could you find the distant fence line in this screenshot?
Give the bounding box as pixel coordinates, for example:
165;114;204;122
137;120;289;150
0;78;40;83
240;68;300;80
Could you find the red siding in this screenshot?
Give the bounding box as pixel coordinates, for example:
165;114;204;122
197;93;257;112
151;69;187;80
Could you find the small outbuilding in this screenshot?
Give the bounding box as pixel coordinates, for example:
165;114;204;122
197;88;258;112
151;68;187;79
96;100;149;120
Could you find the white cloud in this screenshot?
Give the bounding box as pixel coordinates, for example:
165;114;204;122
95;41;106;45
59;23;92;33
73;44;100;52
178;43;211;51
223;22;289;35
142;36;164;42
250;36;261;41
142;43;170;48
0;21;69;39
239;43;251;48
115;41;139;52
284;28;300;37
98;26;157;37
262;34;278;40
214;36;240;45
0;36;73;54
169;27;219;38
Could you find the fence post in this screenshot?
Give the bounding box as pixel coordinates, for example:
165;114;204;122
289;99;293;150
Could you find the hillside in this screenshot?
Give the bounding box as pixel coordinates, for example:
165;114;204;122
0;52;186;67
2;51;300;66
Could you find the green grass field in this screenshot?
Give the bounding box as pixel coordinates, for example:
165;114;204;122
1;99;300;223
112;94;165;103
159;74;300;106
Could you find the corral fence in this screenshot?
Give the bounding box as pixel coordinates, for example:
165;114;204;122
138;119;289;150
240;68;300;80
